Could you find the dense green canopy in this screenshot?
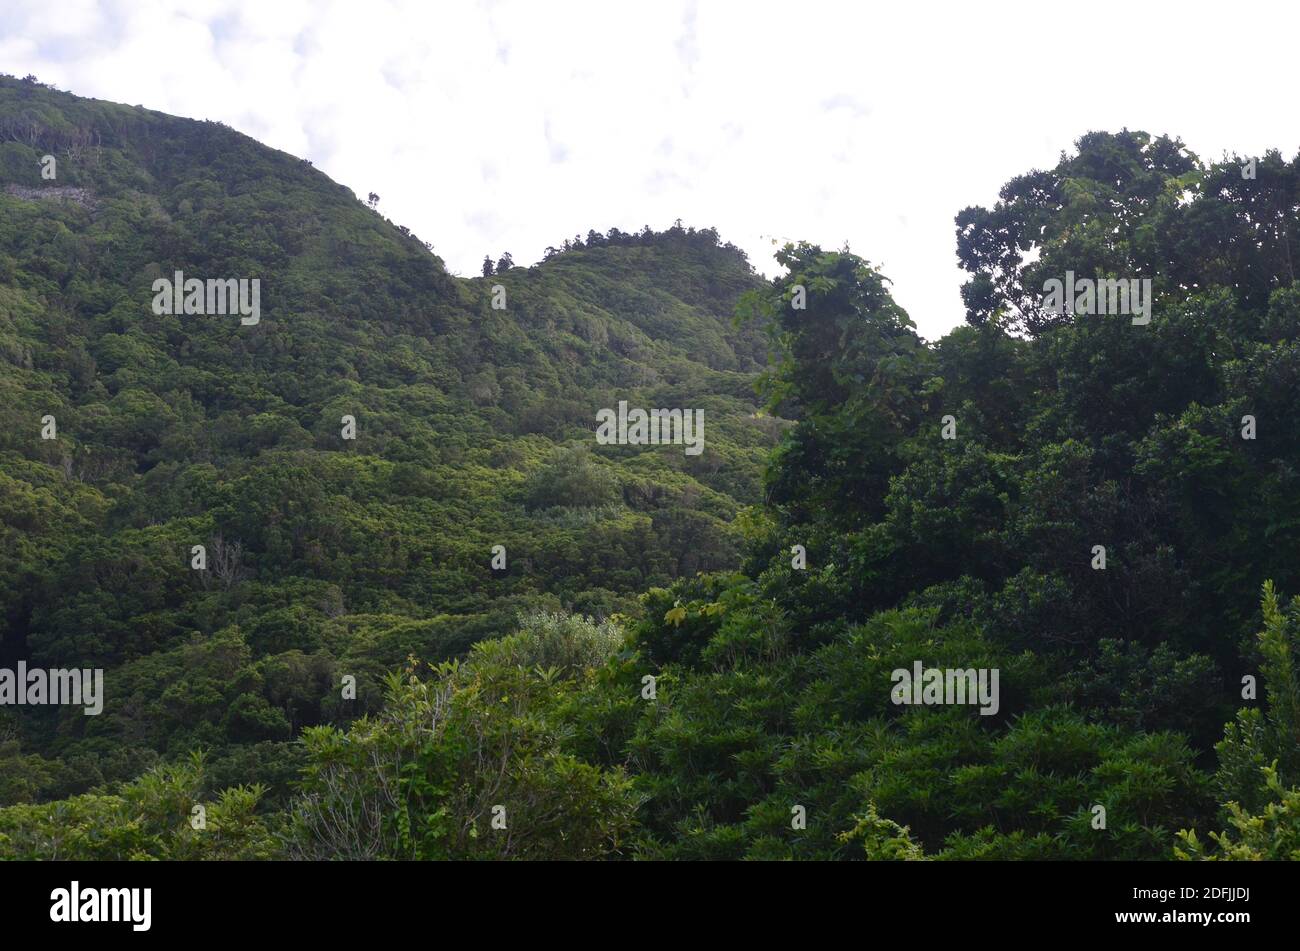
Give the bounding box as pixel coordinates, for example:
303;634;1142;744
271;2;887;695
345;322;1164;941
2;78;1298;860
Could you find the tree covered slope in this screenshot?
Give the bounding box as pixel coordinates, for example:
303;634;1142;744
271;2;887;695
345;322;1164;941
3;79;1300;862
0;75;776;805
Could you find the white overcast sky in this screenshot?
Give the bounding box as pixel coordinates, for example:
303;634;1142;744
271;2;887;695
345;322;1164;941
3;0;1298;339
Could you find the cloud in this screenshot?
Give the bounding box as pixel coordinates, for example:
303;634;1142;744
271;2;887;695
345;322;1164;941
676;0;699;77
821;94;871;120
3;0;1300;340
543;117;570;164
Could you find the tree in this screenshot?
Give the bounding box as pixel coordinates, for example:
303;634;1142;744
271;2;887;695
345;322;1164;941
481;255;494;276
1178;583;1300;859
496;251;514;272
522;446;618;511
289;633;638;860
737;242;929;530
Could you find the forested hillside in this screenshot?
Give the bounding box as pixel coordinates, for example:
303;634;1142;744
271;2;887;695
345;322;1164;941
0;75;776;814
2;78;1299;861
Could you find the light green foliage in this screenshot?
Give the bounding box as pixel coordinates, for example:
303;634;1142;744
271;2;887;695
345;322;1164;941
289;616;639;860
839;804;926;860
1177;765;1300;861
0;752;279;860
1178;584;1300;858
474;611;627;678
